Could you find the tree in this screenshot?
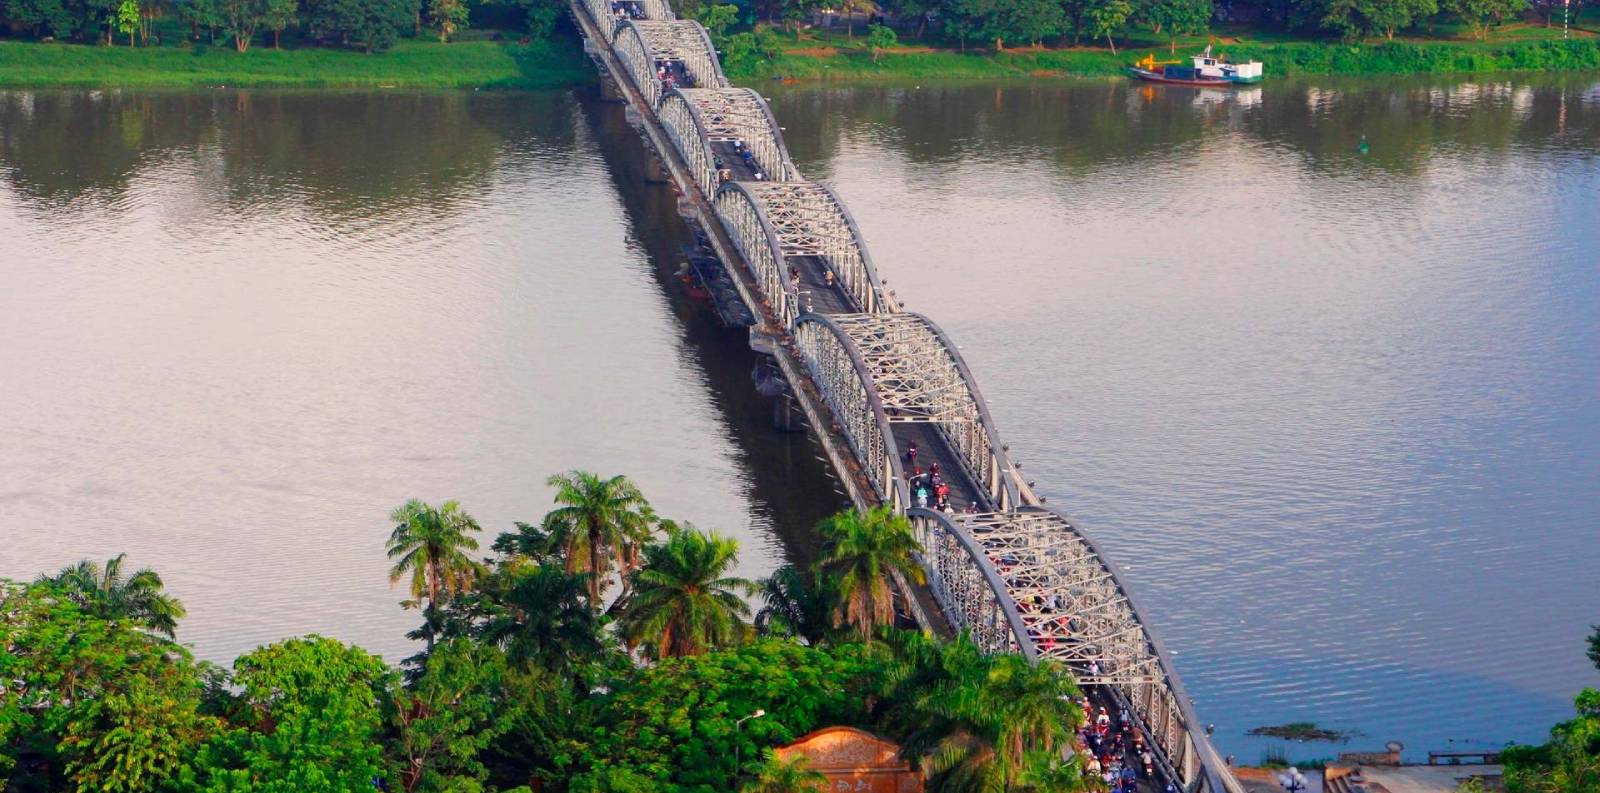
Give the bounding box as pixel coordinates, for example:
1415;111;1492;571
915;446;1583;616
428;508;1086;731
754;564;837;645
41;553;187;639
59;670;218;793
387;499;485;637
219;0;264;51
115;0;139;43
617;525;756;659
879;0;937;36
579;640;882;790
1588;624;1600;673
866;23;897;60
198;636;392;792
3;0;75;39
541;471;655;608
721;27;784;76
742;749;827;792
428;0;465;40
1085;0;1134;52
1322;0;1435;39
478;564;607;676
306;0;414;52
1442;0;1525;39
175;0;224;41
887;634;1089;793
691;1;739;41
1146;0;1211;51
816;507;924;640
391;639;518;793
0;580;214;793
1503;688;1600;793
261;0;295;47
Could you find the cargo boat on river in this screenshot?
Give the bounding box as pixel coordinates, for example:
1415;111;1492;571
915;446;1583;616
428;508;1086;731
1129;47;1264;86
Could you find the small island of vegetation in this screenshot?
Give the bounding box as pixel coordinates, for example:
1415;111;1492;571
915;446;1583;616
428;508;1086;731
1246;721;1355;742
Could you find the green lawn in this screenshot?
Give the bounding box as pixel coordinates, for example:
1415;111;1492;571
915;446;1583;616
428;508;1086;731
748;16;1600;82
0;37;594;89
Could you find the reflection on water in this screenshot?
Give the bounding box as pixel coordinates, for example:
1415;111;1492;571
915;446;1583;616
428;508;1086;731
0;89;843;665
766;76;1600;760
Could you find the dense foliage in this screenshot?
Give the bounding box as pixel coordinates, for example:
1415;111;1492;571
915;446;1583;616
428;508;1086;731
1498;628;1600;793
0;0;565;52
0;471;1095;793
708;0;1589;80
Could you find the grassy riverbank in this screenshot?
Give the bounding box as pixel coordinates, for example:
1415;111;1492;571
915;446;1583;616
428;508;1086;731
0;37;593;89
746;24;1600;82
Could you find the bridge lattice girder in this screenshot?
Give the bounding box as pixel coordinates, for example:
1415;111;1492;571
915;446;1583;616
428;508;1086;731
826;312;1017;510
909;505;1221;792
662;88;796;201
793;315;907;508
579;0;674;41
613;20;727;109
793;312;1017;512
715;181;891;317
571;5;1246;789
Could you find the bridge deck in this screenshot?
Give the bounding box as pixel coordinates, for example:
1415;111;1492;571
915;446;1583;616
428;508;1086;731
573;1;1238;789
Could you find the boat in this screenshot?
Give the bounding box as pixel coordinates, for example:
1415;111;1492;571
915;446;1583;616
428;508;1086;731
1128;47;1263;86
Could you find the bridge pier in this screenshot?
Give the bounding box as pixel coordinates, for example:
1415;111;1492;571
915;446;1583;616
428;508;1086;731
599;73;625;102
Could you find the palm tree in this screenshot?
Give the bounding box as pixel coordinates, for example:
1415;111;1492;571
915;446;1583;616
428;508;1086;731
742;749;828;793
617;525;756;659
479;564;606;675
541;471;655;608
754;564;837;645
386;499;484;614
40;554;186;638
895;635;1089;793
816;507;925;640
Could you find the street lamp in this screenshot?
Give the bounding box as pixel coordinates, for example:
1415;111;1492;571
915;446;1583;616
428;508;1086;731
1277;766;1307;793
733;709;767;784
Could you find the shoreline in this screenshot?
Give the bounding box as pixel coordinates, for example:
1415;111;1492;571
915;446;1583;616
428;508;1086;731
0;38;594;90
0;31;1598;90
743;37;1600;84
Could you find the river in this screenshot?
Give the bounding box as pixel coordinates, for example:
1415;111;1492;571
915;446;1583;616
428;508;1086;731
1;77;1596;763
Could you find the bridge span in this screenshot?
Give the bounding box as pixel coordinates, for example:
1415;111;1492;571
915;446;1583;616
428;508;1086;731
570;4;1241;791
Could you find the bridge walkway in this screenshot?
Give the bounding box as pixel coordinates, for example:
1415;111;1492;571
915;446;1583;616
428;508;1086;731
571;0;1241;788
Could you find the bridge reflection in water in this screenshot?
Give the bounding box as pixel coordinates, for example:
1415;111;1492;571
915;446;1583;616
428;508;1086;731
570;2;1242;790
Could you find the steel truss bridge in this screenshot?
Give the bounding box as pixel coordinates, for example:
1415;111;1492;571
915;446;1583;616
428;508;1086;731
571;4;1242;791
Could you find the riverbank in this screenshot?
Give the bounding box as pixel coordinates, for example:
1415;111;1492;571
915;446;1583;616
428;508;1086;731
744;30;1600;83
0;37;593;89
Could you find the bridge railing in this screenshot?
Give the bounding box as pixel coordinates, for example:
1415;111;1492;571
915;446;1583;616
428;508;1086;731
573;7;1241;791
613;20;727;109
793;315;910;510
716;181;892;316
661;88;797;201
907;505;1240;793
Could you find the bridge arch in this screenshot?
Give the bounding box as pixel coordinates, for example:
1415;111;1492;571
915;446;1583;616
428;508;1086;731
906;505;1235;793
660;88;797;199
793;315;910;511
804;312;1019;511
579;0;674;39
613;20;727;109
793;313;1017;511
715;181;892;316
